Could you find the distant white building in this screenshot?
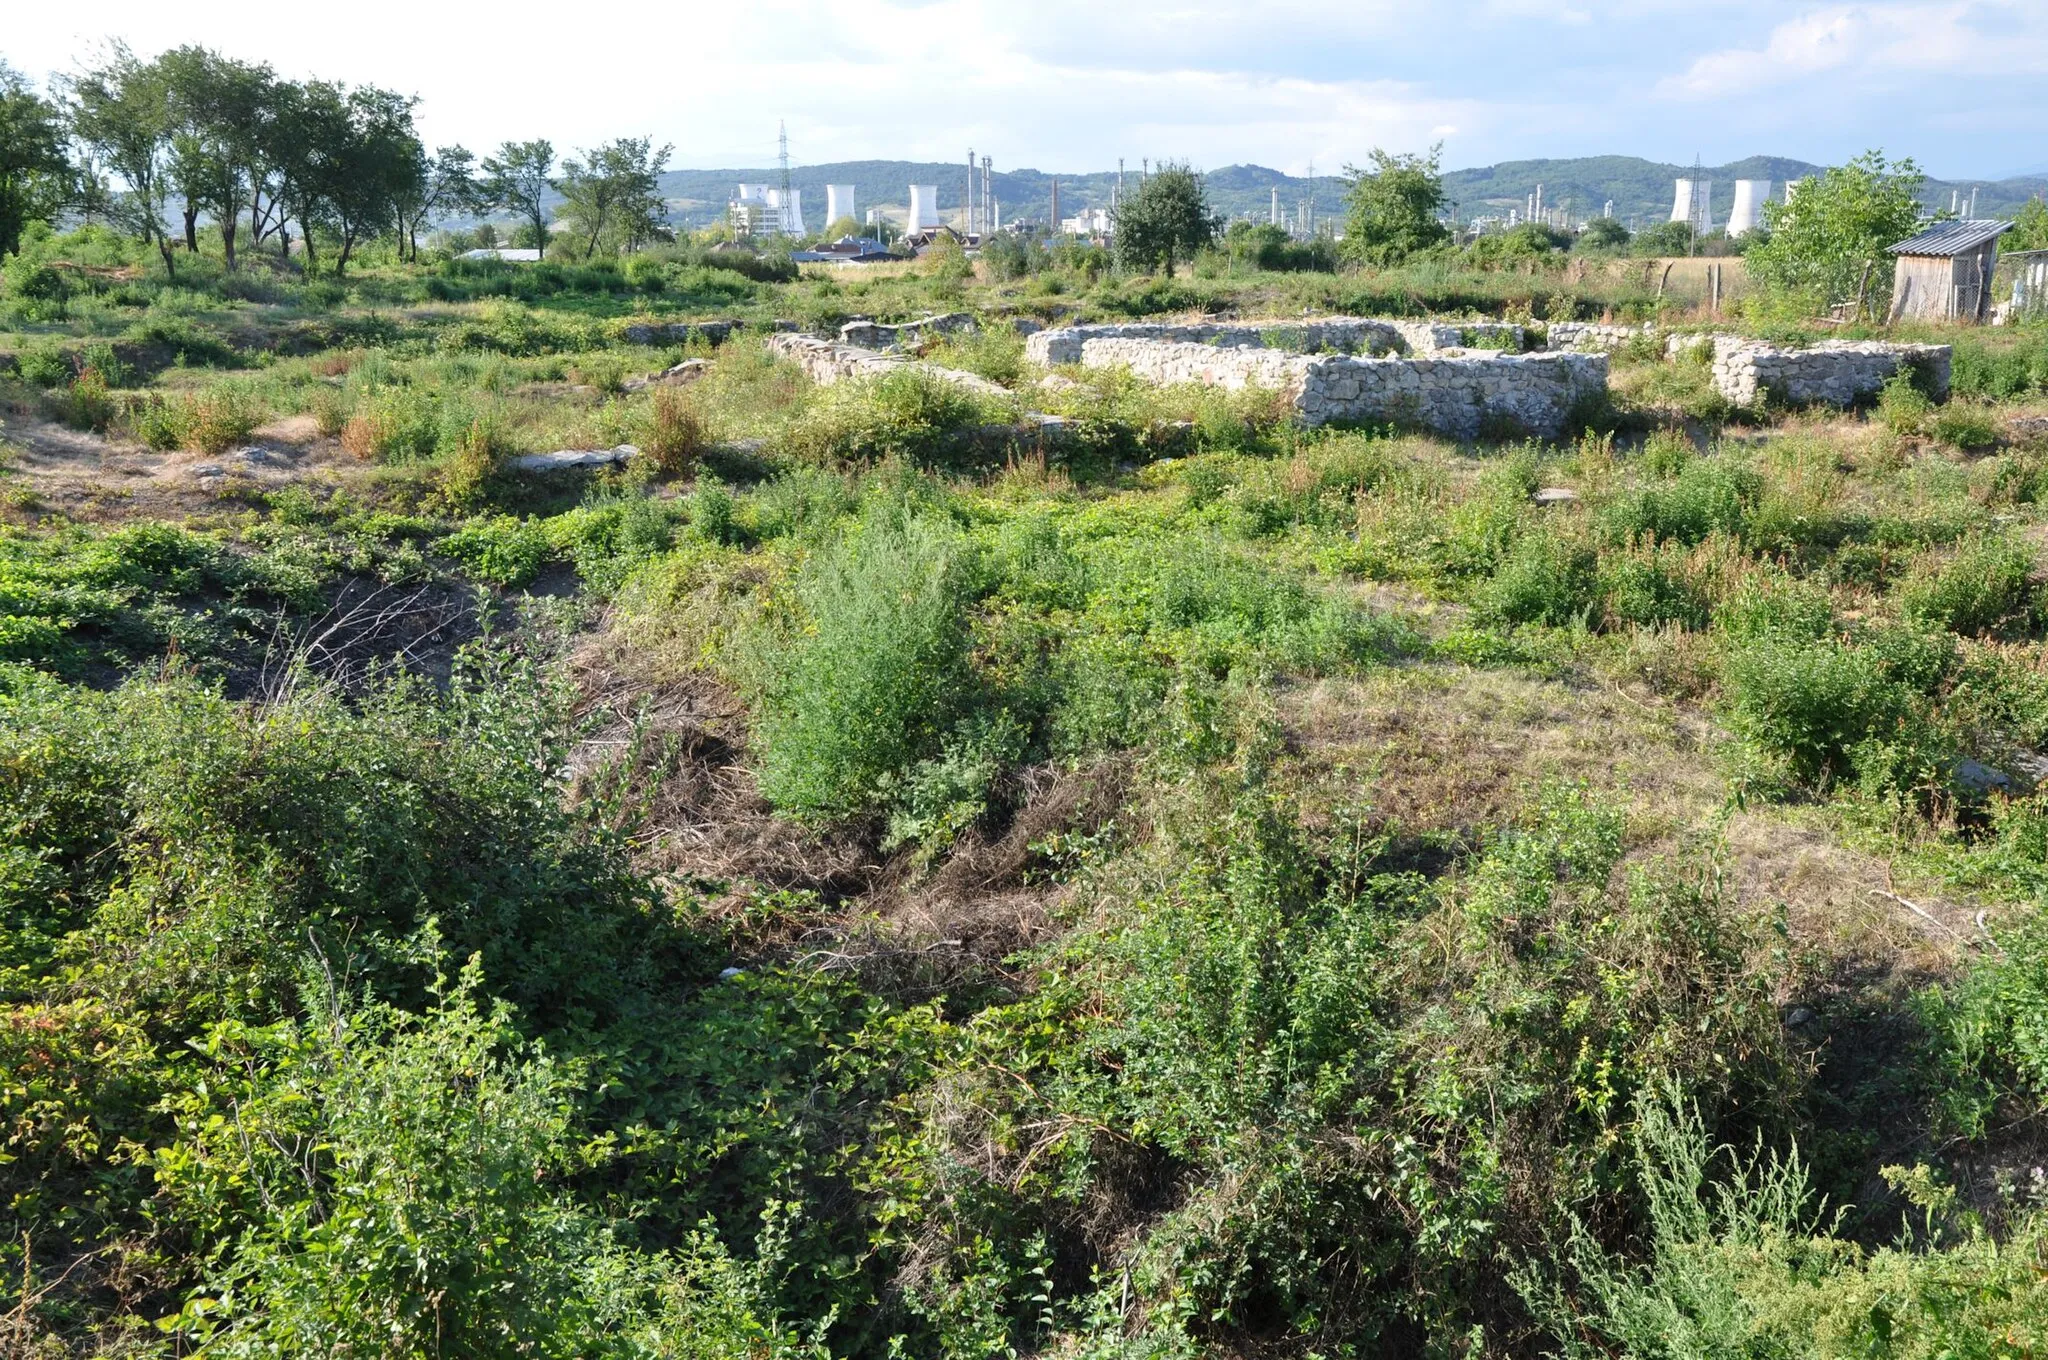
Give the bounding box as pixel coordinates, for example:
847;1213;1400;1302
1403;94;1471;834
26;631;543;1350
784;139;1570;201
458;248;541;262
728;184;806;237
1061;208;1112;236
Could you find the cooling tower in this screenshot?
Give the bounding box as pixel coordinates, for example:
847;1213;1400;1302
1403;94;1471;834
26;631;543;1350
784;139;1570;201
826;185;855;227
779;188;805;235
1727;180;1770;236
736;183;769;203
909;184;939;233
1670;178;1708;225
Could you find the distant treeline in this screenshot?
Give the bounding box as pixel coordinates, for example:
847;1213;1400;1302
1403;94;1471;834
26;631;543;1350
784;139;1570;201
0;45;677;275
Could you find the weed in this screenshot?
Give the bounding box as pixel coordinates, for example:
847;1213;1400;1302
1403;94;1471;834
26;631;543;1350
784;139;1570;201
644;388;707;478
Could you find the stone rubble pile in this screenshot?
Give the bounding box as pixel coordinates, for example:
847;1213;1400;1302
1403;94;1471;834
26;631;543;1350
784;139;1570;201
838;312;978;350
618;319;739;347
511;445;639;472
766;333;1010;397
1024;317;1525;366
621;359;711;392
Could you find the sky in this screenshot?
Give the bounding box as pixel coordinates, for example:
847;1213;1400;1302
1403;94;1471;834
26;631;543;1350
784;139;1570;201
6;0;2047;181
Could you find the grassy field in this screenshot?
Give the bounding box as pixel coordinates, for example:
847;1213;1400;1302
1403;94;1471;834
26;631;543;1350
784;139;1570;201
8;232;2048;1358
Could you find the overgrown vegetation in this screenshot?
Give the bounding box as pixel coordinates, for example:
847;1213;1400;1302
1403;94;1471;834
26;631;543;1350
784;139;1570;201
6;53;2048;1359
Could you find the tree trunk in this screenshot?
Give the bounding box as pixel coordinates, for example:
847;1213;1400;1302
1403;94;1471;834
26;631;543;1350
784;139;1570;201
157;228;178;281
335;226;355;276
222;218;238;272
183;202;199;253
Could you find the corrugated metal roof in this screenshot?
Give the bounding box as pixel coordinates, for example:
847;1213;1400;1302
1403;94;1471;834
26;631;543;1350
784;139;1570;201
1889;219;2014;256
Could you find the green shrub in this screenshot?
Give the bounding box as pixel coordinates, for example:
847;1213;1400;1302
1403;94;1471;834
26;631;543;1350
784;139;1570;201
644;388;707;477
1601;457;1760;546
1928;401;1999;451
15;340;72;389
1600;539;1711;630
62;367;116;433
1518;1085;2048;1359
750;508;981;820
1477;527;1598;628
439;516;553;586
751;466;857;543
131;394;191;451
1724;627;1952;786
1878;371;1934;435
1895;534;2037;637
780;368;1007;467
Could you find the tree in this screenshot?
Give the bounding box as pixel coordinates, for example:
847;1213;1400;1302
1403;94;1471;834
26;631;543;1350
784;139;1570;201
2008;196;2048;253
1577;216;1630;251
394;145;483;262
67;46;181;279
1746;150;1928;318
1340;146;1450;266
159;46;261;268
0;62;70;260
556;137;672;257
1112;161;1218;277
482;140;556;259
1630;220;1694;257
292;83;422;276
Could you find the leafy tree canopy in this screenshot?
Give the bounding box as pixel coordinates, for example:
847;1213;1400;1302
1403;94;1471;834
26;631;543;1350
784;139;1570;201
0;62;73;260
1112;162;1218;278
1747;149;1928;316
1340;145;1450;266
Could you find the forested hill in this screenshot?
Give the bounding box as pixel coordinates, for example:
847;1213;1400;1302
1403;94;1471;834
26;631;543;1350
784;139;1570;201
655;154;2048;231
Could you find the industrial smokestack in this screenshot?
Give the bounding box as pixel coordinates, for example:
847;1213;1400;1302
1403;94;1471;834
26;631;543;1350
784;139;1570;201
1727;180;1770;236
825;185;855;228
908;185;939;233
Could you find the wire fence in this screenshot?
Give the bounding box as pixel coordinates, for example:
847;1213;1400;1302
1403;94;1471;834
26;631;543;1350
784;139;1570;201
1996;249;2048;320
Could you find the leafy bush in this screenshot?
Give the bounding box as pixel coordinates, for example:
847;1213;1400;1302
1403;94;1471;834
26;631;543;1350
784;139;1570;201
1519;1086;2048;1359
162;970;622;1359
15;340;74;389
1477;526;1598;628
439;515;553;586
1601;457;1760;546
750;507;981;820
1878;371;1934;435
1895;534;2037;637
183;385;260;454
1724;627;1953;787
780;368;1008;468
1929;401;2000;451
61;367;115;433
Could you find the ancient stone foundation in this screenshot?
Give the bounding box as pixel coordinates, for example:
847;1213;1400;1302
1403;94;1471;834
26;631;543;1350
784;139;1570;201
1544;322;1660;352
1024;318;1526;367
1071;337;1607;439
766;334;1009;397
837;312;977;350
1666;335;1953;407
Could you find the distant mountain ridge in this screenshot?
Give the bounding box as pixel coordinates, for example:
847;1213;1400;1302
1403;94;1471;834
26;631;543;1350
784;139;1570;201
651;155;2048;233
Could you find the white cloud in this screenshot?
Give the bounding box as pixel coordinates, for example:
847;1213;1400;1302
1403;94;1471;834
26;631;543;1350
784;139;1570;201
5;0;2046;176
1656;1;2048;100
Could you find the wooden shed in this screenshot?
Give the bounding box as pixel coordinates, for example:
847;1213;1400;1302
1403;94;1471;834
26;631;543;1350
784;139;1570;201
1887;219;2013;323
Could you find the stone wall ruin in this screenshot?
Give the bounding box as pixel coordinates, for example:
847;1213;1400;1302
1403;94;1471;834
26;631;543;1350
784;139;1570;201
1023;318;1527;367
1665;335;1952;407
1068;336;1607;439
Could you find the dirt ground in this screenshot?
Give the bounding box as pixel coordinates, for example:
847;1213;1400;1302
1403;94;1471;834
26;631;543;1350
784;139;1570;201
0;405;362;521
